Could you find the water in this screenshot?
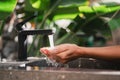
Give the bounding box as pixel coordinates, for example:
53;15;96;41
48;35;54;49
47;34;60;67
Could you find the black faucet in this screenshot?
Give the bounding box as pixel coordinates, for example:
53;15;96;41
16;15;53;61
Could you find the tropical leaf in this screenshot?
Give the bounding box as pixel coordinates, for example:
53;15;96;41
59;0;88;8
78;5;120;13
108;18;120;30
0;0;17;20
30;0;50;10
25;0;50;11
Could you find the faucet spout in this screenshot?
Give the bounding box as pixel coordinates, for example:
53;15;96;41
18;29;53;61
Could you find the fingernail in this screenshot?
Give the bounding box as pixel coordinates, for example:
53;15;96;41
41;49;49;55
44;49;49;54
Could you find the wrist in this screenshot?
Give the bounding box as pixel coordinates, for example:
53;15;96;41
76;46;87;57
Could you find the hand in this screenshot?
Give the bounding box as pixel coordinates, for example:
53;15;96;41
40;44;84;63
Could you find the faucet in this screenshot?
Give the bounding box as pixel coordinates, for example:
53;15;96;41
15;15;53;61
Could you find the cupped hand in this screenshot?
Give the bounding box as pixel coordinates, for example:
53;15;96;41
40;44;84;63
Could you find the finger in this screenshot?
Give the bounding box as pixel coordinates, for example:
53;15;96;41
56;50;79;63
40;47;51;57
50;50;71;63
56;50;72;60
40;45;67;55
49;44;68;54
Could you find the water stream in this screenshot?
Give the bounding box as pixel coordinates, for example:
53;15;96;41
47;34;60;67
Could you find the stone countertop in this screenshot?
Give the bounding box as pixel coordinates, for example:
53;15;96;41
0;57;120;80
0;68;120;80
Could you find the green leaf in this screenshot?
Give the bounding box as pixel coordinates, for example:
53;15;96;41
59;0;88;8
55;32;80;45
78;5;120;13
0;0;17;20
53;7;80;20
53;13;78;20
30;0;50;10
108;18;120;30
53;3;120;20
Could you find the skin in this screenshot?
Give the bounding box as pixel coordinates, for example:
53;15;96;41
40;44;120;63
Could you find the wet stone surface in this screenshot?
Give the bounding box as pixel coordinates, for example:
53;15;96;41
0;57;120;70
0;67;120;80
0;57;120;80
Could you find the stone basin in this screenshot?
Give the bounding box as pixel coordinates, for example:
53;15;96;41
0;67;120;80
26;57;120;70
1;57;120;70
0;57;120;80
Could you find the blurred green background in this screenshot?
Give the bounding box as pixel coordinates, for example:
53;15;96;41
0;0;120;60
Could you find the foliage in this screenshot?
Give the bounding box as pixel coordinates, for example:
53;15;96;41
0;0;17;20
0;0;120;57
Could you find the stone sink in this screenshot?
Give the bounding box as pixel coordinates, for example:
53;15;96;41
0;57;120;80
